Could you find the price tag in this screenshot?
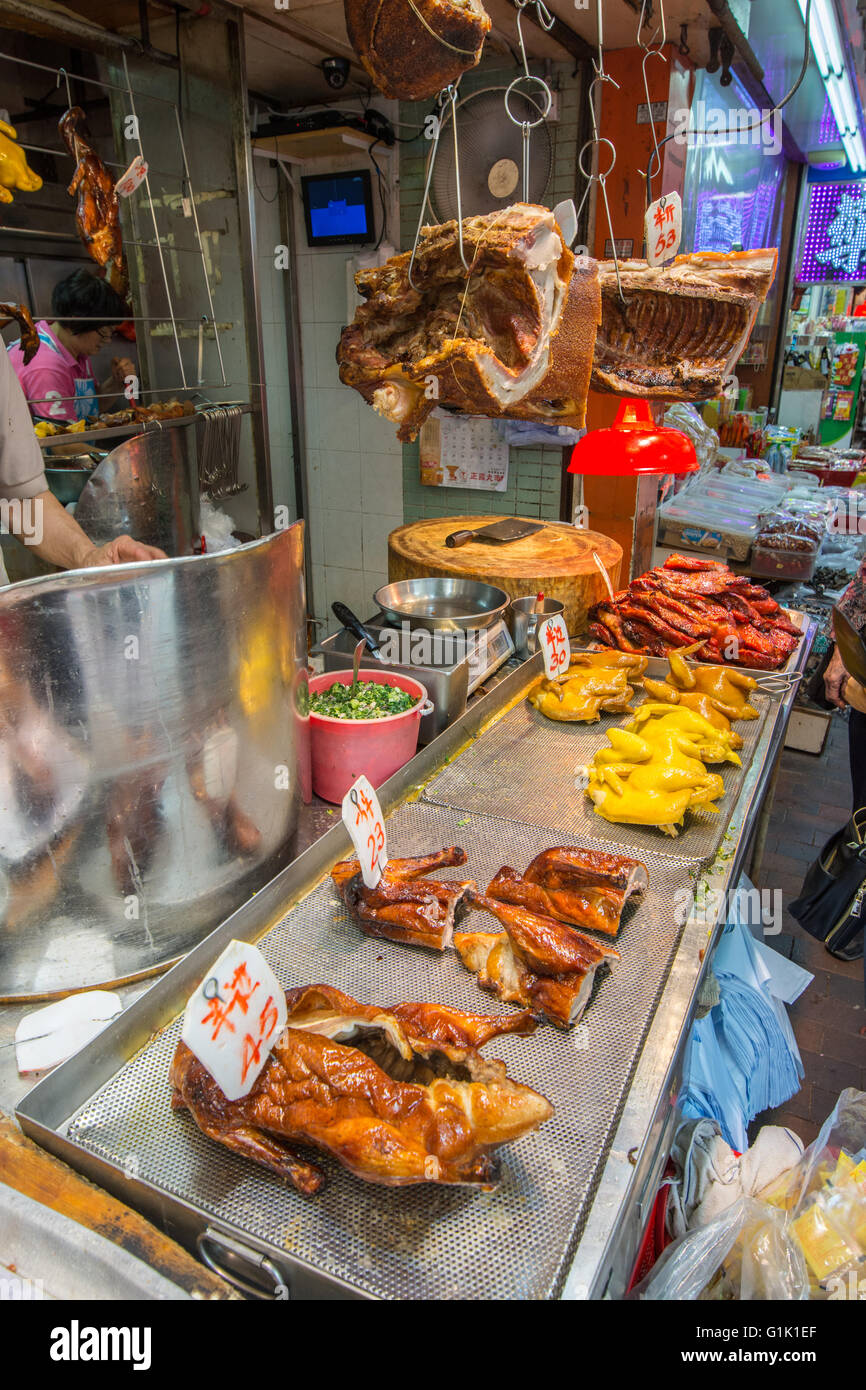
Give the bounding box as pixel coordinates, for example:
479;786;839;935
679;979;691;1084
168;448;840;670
341;774;387;889
180;940;287;1102
539;615;570;679
644;191;682;268
115;155;148;198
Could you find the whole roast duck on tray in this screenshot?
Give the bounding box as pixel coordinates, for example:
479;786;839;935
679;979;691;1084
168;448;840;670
588;554;801;671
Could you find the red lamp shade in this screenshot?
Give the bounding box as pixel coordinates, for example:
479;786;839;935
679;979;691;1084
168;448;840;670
568;399;699;476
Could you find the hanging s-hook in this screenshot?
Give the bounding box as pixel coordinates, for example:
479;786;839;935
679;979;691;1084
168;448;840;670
575;0;625;301
637;0;668;208
448;86;470;272
57;66;73;108
505;1;553;205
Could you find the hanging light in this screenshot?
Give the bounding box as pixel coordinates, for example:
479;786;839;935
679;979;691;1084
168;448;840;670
568;399;699;476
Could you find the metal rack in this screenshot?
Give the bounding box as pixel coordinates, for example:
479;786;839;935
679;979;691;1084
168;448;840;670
0;47;228;393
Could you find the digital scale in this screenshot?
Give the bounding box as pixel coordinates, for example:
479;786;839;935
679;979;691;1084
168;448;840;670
314;614;516;744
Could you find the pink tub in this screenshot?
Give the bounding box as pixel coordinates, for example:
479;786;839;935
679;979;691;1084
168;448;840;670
309;669;431;804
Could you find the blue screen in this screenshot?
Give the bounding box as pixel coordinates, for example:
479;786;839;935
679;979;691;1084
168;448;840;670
307;176;369;240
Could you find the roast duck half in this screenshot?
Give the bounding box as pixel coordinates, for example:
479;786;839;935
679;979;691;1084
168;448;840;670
337;203;778;443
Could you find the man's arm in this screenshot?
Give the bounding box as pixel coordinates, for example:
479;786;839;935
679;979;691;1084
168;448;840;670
17;489;166;569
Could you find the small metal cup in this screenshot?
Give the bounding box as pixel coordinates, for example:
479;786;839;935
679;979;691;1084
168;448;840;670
508;596;565;659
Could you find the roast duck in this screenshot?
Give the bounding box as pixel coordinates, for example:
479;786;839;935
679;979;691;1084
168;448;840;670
331;847;473;950
59;107;127;297
0;302;38;363
344;0;491;100
589;553;801;671
170;983;551;1192
338;205;777;443
334;844;647;1028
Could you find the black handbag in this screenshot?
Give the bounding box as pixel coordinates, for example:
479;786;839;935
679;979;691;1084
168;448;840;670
789;809;866;962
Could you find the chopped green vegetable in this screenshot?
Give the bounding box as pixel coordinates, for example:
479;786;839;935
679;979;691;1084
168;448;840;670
311;680;418;721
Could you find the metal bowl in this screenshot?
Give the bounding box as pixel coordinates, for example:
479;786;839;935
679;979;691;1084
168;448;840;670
374;577;510;632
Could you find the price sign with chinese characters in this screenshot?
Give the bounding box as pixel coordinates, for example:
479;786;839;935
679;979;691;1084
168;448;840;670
645;191;682;268
539;615;570;679
115;155;148;198
181;940;287;1102
342;774;388;889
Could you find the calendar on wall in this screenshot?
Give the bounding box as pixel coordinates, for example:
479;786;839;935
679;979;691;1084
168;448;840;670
419;411;509;492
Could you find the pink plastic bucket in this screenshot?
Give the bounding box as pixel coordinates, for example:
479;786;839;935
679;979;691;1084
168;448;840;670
309;669;430;804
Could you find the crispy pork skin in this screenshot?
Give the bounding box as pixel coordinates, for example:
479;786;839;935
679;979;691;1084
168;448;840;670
170;984;552;1190
338;203;599;441
344;0;491;100
592;249;777;399
332;848;473;949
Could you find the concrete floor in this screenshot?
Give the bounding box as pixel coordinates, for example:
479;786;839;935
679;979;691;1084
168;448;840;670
751;711;866;1146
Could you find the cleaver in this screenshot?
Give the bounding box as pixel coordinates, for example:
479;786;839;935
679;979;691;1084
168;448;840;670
445;518;545;548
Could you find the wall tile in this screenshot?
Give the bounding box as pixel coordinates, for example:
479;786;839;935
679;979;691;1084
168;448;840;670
323;508;364;570
320;449;362;512
317;387;361;453
361;453;403;516
362;511;399;573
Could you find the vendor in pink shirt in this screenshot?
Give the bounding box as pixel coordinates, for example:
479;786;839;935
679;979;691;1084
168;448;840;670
7;268;135;424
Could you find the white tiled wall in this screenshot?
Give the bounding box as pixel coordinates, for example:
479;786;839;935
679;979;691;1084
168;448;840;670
289;143;403;636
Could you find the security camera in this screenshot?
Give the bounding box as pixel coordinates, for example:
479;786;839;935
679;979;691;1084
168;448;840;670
322;57;350;90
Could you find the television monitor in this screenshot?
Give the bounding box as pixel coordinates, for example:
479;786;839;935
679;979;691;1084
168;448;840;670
301;169;375;248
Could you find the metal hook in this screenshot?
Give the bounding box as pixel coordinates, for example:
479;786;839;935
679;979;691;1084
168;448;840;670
637;0;668;206
407;88;452;291
57;66;73;108
576;5;626;303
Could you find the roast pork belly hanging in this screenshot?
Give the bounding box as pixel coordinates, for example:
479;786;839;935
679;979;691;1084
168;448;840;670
337;202;601;442
591;249;778;399
343;0;491;101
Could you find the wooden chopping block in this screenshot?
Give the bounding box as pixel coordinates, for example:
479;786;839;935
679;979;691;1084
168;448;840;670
388;516;622;634
0;1111;239;1299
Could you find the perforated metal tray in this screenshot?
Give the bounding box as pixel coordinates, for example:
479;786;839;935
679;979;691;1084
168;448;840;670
63;802;696;1302
422;687;770;863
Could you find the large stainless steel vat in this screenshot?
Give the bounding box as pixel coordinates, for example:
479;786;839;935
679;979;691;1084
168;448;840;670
0;525;310;1000
74;424;200;557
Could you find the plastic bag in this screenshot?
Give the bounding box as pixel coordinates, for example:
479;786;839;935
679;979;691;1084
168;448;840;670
629;1197;810;1300
663;403;719;470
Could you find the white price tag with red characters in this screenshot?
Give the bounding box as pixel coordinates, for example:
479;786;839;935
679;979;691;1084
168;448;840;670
342;774;388;889
645;191;682;268
115;155;148;198
180;940;286;1102
539;615;571;679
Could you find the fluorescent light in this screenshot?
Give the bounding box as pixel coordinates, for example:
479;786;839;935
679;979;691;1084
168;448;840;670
797;0;866;169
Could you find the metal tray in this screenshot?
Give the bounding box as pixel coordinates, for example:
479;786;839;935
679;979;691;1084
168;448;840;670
422;670;772;864
60;803;693;1302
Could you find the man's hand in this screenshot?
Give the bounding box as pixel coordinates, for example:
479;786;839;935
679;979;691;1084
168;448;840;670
78;534;167;568
824;644;849;708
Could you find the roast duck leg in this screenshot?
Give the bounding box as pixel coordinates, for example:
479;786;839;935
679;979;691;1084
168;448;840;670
0;303;38;363
331;847;474;950
59;107;127;297
170;984;552;1191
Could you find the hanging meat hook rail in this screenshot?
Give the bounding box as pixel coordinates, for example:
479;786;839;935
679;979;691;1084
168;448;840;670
574;0;625;301
637;0;668;209
504;1;554;203
407;83;469;291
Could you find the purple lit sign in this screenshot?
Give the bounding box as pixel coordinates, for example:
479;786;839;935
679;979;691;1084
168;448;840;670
798;181;866;283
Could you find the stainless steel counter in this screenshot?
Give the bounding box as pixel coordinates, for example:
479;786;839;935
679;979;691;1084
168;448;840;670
11;639;813;1299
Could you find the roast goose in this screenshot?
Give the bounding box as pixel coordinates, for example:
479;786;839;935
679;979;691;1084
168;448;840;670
338;202;600;442
486;847;649;938
456;894;619;1028
170;984;552;1191
344;0;491;100
331;847;474;949
59;107;127;297
591;249;778;399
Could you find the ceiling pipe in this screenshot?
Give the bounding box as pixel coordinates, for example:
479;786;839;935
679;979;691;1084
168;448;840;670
0;0;179;67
